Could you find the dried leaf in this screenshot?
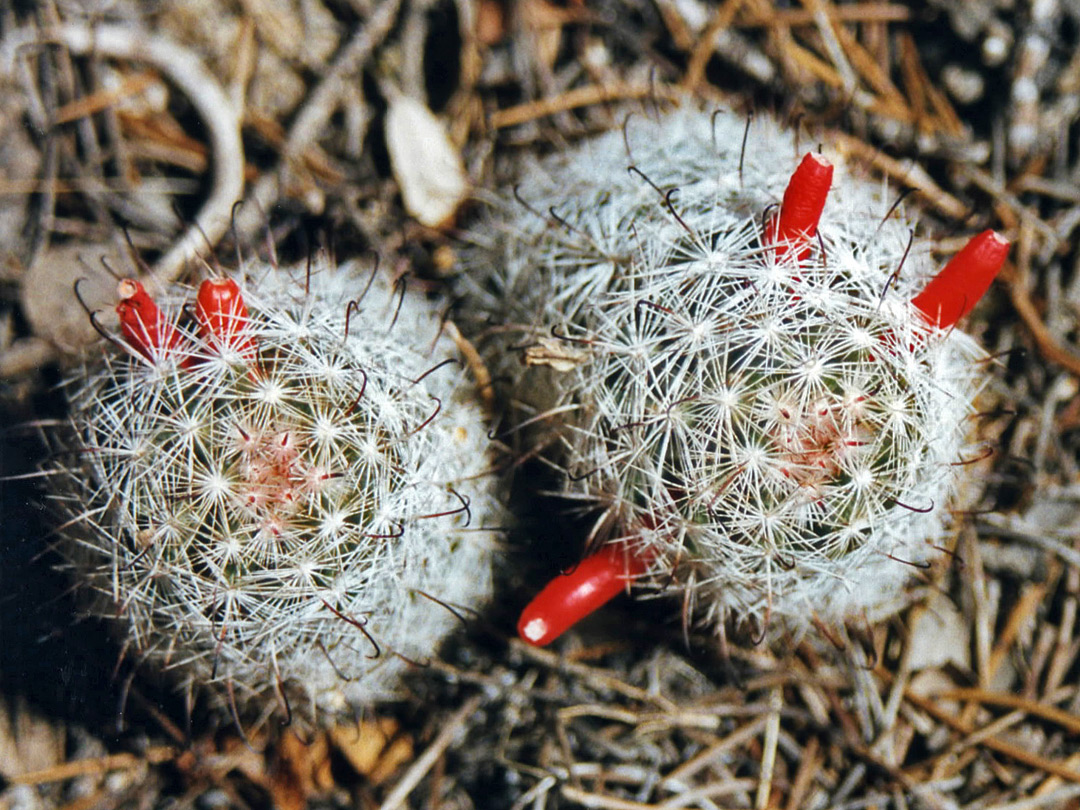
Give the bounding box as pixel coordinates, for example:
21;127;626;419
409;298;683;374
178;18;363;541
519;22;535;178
21;244;121;355
524;336;588;371
477;0;506;46
270;730;331;810
521;0;583;70
0;696;65;779
329;718;413;786
907;593;970;671
385;94;469;228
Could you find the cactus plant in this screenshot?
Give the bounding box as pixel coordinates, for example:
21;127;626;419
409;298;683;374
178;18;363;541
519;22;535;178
50;259;501;720
463;105;1008;644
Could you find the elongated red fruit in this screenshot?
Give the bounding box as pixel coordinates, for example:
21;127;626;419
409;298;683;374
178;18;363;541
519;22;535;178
912;230;1010;328
518;543;651;646
195;278;257;362
768;152;833;261
116;278;181;362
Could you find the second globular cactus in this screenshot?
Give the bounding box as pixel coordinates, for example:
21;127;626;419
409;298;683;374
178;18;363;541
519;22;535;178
49;260;502;721
463;105;1008;644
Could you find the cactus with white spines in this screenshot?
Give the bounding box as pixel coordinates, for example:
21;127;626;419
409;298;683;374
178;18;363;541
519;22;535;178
50;259;501;720
463;105;1008;643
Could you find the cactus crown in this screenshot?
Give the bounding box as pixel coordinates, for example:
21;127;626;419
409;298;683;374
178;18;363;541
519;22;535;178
53;261;500;719
466;105;1001;638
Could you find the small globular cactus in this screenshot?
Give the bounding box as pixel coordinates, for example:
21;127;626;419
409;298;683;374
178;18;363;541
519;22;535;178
50;259;501;720
464;105;1008;645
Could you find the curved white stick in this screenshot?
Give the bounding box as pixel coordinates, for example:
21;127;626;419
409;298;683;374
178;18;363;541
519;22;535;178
40;23;245;293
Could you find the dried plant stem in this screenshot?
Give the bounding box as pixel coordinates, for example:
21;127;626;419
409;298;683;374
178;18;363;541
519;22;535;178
1005;222;1080;376
904;690;1080;782
51;70;158;124
755;686;782;809
933;688;1080;735
234;0;402;242
991;786;1080;810
9;747;177;786
960;164;1058;250
558;786;659;809
443;319;495;413
489;82;685;129
512;640;678;708
736;4;911;27
682;0;746;91
979;513;1080;570
378;694;483;810
805;0;859;94
986;582;1049;683
832;131;968;219
816;3;905;108
784;736;820;810
659;717;768;789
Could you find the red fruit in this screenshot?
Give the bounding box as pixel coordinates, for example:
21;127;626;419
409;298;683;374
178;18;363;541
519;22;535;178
116;279;181;362
195;278;258;363
768;152;833;262
912;230;1010;328
518;543;651;646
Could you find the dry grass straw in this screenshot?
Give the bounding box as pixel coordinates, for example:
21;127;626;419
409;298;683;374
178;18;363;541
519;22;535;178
2;0;1080;807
